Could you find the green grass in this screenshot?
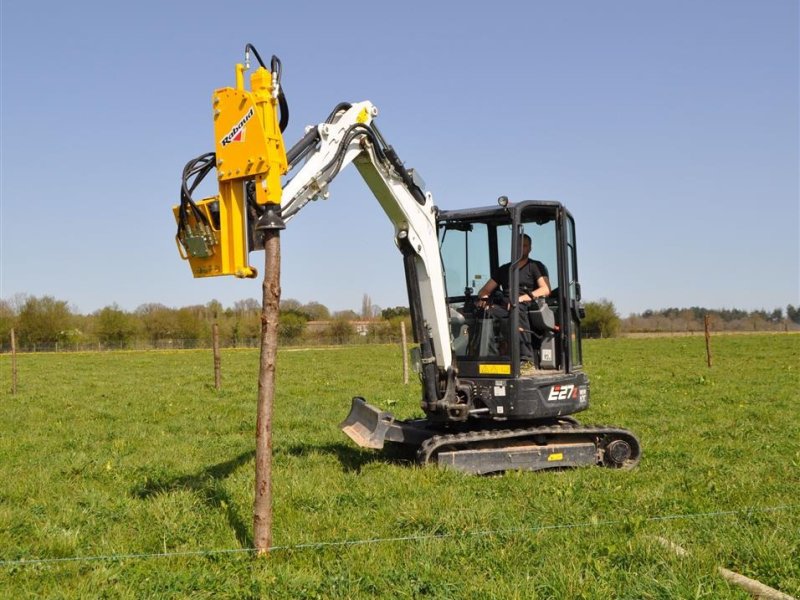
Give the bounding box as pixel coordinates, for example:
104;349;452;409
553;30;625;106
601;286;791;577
1;335;798;598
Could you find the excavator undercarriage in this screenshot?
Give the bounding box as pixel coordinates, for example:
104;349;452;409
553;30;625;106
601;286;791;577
341;397;641;475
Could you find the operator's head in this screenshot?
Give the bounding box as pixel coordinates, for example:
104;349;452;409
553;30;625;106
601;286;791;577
522;234;532;255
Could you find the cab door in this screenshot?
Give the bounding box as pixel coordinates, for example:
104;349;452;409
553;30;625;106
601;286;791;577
558;208;584;371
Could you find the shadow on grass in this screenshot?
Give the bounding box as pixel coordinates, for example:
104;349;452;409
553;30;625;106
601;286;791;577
132;450;255;548
280;441;415;473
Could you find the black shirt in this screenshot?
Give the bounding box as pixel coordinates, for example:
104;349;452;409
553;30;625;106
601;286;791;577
491;259;548;297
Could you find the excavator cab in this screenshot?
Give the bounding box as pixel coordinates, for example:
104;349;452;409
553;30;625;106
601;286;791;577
439;201;583;378
343;199;641;474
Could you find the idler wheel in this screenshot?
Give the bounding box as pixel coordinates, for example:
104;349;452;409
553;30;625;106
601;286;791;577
605;439;633;467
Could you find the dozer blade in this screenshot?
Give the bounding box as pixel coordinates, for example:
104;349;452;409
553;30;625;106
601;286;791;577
339;397;432;449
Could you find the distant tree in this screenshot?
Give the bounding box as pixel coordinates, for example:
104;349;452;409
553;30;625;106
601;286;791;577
333;309;359;320
16;295;74;345
787;305;800;325
381;306;410;320
238;312;262;342
136;303;176;344
278;311;308;343
582;299;621;338
361;294;373;319
0;299;16;341
280;298;302;312
175;306;206;346
233;298;260;315
301;301;330;321
206;299;224;320
214;313;237;345
367;316;410;342
677;309;700;332
94;304;138;346
324;317;355;344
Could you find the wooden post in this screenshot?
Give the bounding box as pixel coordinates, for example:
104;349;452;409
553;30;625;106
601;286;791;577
704;314;712;368
11;329;17;395
652;536;795;600
717;567;796;600
212;323;221;391
400;321;409;384
254;229;281;556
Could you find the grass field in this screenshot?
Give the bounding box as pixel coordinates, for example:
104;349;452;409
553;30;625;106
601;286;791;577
1;334;798;598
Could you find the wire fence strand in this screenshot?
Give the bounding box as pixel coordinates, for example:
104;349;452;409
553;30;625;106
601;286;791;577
2;503;797;568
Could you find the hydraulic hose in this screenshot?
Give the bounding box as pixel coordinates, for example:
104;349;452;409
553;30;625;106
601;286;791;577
245;44;288;132
177;151;216;237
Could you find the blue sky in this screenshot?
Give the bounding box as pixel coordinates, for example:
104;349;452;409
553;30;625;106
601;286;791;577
1;1;797;317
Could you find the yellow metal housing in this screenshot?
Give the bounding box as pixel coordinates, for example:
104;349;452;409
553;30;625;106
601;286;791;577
174;64;287;278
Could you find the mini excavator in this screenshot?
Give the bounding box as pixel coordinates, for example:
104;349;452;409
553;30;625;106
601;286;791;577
173;45;641;475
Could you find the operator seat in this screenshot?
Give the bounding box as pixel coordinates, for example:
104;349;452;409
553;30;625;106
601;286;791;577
527;300;558;369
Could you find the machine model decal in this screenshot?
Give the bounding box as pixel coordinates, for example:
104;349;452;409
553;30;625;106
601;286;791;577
220;107;255;146
547;384;579;402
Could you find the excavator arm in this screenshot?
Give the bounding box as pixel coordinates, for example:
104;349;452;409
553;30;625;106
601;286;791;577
279;101;459;416
282;103;451;366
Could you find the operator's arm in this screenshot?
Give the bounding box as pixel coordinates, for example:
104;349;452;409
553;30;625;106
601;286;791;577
520;276;550;303
534;260;551;295
476;278;499;307
519;263;550;303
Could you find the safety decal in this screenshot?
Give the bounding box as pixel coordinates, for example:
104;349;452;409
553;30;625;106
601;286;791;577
547;453;563;462
479;364;511;375
220;107;254;146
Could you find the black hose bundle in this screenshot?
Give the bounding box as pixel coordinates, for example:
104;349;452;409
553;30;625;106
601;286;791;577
176;151;217;239
245;43;288;133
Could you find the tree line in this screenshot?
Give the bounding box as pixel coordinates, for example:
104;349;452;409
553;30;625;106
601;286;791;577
2;294;796;350
582;300;800;338
0;294;411;351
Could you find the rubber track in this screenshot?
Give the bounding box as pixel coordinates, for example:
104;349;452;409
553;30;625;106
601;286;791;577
416;422;641;470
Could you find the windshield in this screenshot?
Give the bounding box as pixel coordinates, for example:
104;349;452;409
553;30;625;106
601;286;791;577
438;208;562;368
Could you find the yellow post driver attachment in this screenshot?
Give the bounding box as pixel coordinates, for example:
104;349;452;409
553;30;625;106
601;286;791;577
173;49;288;278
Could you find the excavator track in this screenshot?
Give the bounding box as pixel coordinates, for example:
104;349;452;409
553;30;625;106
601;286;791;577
416;421;641;475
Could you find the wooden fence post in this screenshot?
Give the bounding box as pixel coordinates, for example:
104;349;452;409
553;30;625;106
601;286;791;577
254;228;281;557
212;323;221;391
704;314;712;368
400;321;409;384
11;329;17;395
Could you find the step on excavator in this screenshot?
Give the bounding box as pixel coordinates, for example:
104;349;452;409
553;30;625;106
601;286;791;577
173;45;641;475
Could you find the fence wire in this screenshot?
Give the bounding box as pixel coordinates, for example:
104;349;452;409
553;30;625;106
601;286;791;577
2;503;797;568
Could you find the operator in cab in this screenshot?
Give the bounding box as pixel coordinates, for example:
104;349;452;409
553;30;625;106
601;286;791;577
476;234;550;367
